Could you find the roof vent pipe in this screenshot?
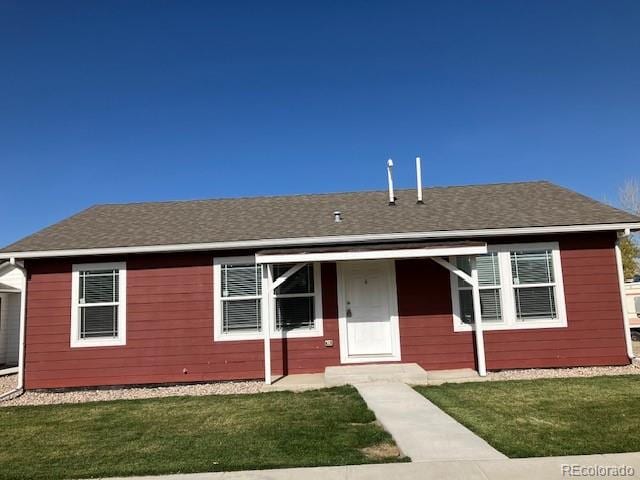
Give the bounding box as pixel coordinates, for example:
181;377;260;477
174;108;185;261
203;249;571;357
416;156;424;204
333;211;342;223
387;159;395;206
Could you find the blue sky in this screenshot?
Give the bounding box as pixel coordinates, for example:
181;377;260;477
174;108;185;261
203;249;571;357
1;1;639;246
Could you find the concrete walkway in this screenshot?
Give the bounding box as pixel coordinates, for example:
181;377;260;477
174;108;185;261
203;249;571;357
355;382;506;461
106;452;640;479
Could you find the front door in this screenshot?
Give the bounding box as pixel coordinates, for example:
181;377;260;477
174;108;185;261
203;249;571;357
338;260;400;363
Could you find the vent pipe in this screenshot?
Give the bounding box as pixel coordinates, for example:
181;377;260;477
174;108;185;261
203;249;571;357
416;156;424;204
333;211;342;223
387;159;395;206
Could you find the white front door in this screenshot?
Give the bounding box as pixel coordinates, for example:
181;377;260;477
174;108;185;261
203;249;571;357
338;260;401;363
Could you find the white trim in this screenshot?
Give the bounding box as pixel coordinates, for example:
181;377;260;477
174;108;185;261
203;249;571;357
1;259;28;393
17;267;26;388
271;263;324;339
337;260;401;364
450;242;568;332
0;366;18;376
213;257;324;342
615;239;634;359
70;262;127;348
3;222;639;259
213;256;263;342
256;245;488;264
0;262;13;275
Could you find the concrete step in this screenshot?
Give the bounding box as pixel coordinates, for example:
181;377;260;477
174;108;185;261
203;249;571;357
325;363;429;386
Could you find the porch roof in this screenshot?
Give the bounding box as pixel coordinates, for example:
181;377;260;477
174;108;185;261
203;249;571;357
255;240;487;263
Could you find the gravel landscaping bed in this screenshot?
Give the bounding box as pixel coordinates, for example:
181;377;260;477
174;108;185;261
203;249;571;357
488;363;640;381
0;373;18;396
3;364;640;408
0;374;264;407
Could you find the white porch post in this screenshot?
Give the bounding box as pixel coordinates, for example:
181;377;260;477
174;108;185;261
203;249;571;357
262;264;272;385
432;256;487;377
615;235;634;359
470;257;487;377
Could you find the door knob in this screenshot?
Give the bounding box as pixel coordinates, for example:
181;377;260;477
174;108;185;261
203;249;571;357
346;308;352;318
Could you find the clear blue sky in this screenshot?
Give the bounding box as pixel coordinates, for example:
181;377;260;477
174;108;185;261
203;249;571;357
1;1;639;247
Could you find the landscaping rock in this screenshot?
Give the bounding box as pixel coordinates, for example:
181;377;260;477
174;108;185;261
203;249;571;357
0;374;264;407
489;364;640;381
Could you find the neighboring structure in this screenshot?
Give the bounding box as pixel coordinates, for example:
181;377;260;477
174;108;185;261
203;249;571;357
626;280;640;334
1;180;640;391
0;263;21;375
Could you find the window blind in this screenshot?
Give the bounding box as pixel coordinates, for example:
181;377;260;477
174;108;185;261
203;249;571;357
220;263;262;333
273;264;316;331
78;269;120;339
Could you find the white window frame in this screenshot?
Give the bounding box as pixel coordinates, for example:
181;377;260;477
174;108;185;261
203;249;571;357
70;261;127;348
451;252;504;327
213;256;264;342
270;262;323;339
451;242;567;332
213;256;323;341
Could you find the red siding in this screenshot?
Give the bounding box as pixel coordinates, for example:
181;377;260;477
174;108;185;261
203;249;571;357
24;256;340;389
395;233;629;372
395;258;476;370
483;234;628;369
23;233;628;390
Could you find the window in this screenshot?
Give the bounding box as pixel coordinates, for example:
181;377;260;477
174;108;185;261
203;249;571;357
273;264;321;333
455;252;502;325
454;253;503;325
71;262;126;347
451;243;566;331
220;261;263;335
214;257;323;341
511;250;557;321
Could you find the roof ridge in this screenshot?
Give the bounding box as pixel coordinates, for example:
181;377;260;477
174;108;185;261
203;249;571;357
93;180;552;208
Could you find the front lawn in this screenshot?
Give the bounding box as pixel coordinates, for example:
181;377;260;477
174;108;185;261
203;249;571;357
415;375;640;458
0;386;405;480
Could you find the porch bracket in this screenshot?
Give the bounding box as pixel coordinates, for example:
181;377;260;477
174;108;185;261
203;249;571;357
431;257;476;287
271;263;306;290
431;256;487;377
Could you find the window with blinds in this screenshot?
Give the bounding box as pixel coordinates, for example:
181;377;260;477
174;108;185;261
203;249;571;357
455;253;503;324
273;264;315;331
511;250;557;320
71;262;126;348
450;243;566;331
79;269;119;338
214;257;323;341
220;263;262;333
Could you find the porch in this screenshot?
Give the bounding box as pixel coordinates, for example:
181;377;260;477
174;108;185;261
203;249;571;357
256;240;491;384
264;363;485;391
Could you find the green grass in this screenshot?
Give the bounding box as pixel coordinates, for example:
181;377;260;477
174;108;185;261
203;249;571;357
0;386;405;480
415;375;640;458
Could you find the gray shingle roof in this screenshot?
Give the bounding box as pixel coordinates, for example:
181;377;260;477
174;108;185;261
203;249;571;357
2;181;639;254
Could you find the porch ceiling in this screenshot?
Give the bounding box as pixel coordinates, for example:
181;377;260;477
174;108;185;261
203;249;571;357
255;240;487;263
